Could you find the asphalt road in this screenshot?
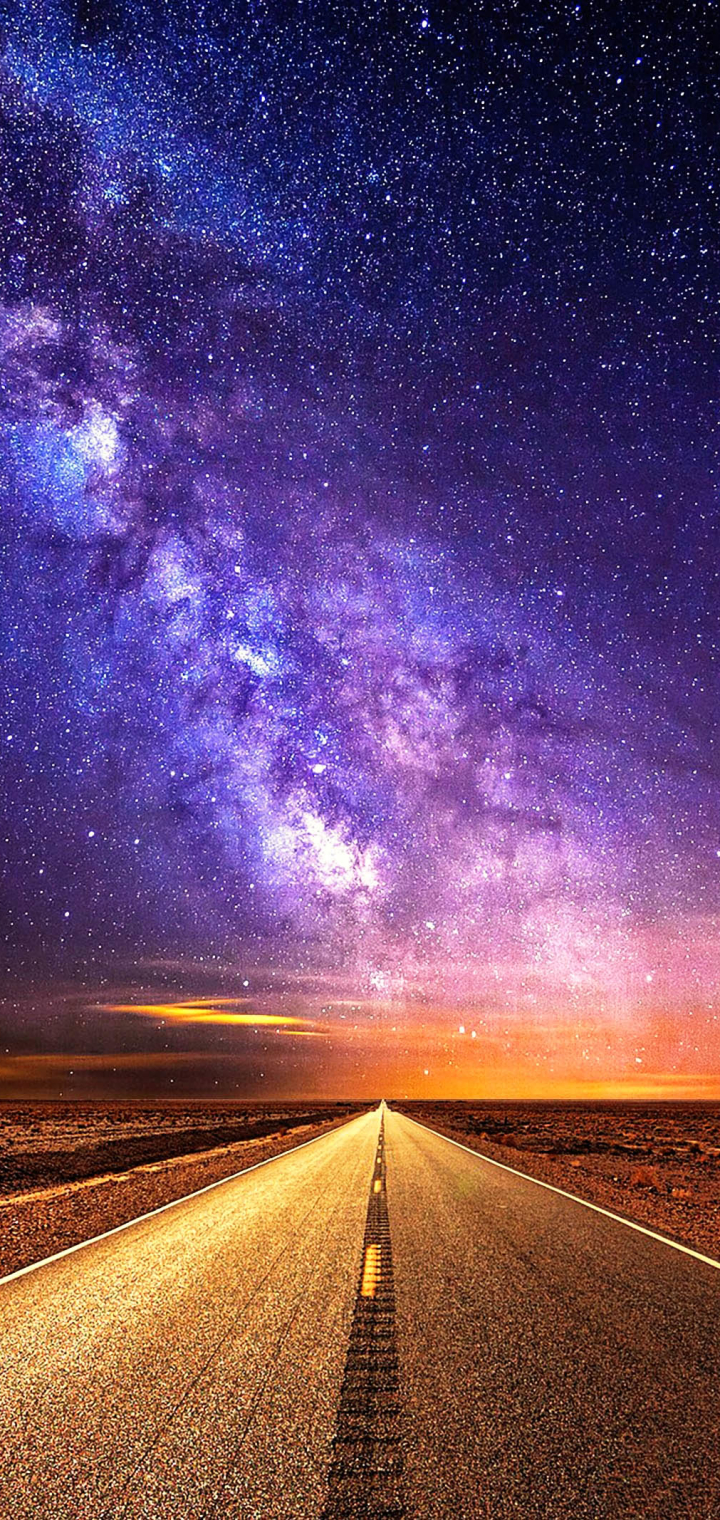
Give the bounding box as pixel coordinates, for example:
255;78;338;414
0;1110;378;1520
387;1110;720;1520
1;1105;719;1519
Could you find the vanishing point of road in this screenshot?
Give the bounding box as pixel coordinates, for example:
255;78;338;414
1;1105;718;1519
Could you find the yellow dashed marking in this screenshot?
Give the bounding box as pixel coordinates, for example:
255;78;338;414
360;1244;381;1297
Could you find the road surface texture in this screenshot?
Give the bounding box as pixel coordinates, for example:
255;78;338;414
387;1110;720;1519
1;1105;719;1519
0;1111;378;1520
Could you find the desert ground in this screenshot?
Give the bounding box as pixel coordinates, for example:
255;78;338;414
390;1100;720;1260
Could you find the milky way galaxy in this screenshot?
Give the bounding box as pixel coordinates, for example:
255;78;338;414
1;0;719;1098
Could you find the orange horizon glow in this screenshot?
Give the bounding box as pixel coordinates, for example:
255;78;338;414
2;1047;720;1103
2;980;718;1101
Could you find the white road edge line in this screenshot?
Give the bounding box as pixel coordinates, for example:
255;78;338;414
0;1111;373;1290
400;1113;720;1272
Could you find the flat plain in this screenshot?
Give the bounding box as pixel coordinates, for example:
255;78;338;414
2;1107;719;1519
2;1098;718;1279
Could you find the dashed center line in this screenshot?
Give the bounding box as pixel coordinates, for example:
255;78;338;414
322;1111;405;1519
361;1244;381;1297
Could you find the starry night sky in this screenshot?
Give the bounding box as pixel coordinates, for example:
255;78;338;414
1;0;719;1099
